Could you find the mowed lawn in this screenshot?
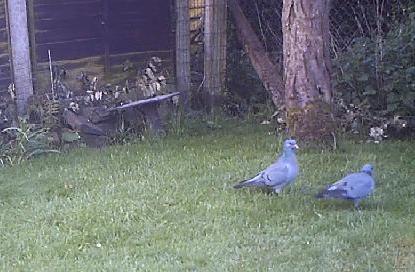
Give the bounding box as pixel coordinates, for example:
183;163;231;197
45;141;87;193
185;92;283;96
0;122;414;271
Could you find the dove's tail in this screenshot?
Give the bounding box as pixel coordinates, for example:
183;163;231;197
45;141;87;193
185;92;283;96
233;175;265;189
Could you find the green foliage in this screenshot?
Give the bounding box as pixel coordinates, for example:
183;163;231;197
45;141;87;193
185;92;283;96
0;118;59;166
333;11;415;116
0;122;414;270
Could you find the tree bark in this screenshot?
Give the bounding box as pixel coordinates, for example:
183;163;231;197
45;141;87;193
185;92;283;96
282;0;335;141
229;0;284;106
176;0;191;112
7;0;34;116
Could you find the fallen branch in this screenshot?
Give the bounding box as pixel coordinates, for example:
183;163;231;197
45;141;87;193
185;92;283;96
229;0;284;106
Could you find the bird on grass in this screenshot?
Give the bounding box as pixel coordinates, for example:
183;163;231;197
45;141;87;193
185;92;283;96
233;139;299;194
316;164;375;209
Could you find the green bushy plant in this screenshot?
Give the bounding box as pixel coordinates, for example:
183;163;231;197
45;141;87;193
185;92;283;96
333;11;415;116
0;118;59;166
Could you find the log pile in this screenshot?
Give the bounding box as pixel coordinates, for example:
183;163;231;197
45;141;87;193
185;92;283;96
62;92;180;147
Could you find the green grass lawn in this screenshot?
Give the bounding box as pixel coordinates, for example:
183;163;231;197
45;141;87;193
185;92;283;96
0;121;414;271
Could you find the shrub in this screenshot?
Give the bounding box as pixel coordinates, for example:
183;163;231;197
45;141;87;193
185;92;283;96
0;118;59;166
333;11;415;117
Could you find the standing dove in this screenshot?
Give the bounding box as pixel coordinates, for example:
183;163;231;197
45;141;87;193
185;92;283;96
233;139;299;193
316;164;375;209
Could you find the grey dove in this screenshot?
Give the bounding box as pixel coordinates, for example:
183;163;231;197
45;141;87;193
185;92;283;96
316;164;375;209
233;139;299;193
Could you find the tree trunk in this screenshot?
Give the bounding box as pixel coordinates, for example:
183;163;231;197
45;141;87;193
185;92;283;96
176;0;191;112
229;0;284;106
7;0;34;116
282;0;335;142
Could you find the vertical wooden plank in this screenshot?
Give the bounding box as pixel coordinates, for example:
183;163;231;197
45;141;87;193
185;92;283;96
3;0;13;84
7;0;34;116
204;0;214;113
27;0;37;74
203;0;223;115
102;0;110;75
175;0;191;112
218;0;227;90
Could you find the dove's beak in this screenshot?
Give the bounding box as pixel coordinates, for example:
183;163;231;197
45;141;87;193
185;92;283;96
294;144;299;149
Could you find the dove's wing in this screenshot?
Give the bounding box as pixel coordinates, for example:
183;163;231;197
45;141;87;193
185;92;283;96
342;173;374;199
262;162;290;187
327;173;374;199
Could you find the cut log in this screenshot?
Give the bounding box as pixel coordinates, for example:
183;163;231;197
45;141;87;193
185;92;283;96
110;92;180;135
228;0;284;106
63;92;180;146
63;109;107;147
63;109;106;136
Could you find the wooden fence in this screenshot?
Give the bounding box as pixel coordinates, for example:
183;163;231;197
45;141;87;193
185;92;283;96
1;0;174;93
0;0;11;93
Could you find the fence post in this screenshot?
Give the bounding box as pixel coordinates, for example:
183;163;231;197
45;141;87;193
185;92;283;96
218;0;227;92
176;0;191;112
7;0;34;116
204;0;226;115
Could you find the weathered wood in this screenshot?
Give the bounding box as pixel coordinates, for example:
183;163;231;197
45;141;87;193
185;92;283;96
7;0;34;115
229;0;284;106
106;0;171;55
0;0;11;90
0;18;6;28
0;53;9;66
32;0;172;63
34;16;101;31
111;92;180;135
0;66;10;77
35;0;98;5
140;103;164;134
102;0;110;75
25;0;174;100
34;2;101;19
63;109;106;136
34;24;102;44
36;38;104;62
110;92;180;111
107;32;170;55
175;0;191;111
219;0;227;91
108;51;173;67
27;0;38;76
204;0;216;113
63;92;179;145
204;0;226;115
62;108;107;147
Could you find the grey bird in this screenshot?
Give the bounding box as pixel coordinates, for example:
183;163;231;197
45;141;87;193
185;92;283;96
233;139;299;193
316;164;375;209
